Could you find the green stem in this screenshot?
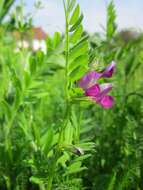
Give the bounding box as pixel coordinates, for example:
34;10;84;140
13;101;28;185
60;0;70;143
63;0;69;101
47;106;71;190
47;1;70;189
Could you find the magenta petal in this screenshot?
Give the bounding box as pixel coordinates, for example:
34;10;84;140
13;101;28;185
95;83;112;101
78;71;102;90
102;61;116;78
99;83;112;95
85;84;100;97
99;95;114;109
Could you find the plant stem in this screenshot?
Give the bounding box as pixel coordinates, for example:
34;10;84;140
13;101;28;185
47;1;70;189
63;0;69;102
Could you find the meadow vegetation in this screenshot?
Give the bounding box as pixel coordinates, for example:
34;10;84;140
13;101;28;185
0;0;143;189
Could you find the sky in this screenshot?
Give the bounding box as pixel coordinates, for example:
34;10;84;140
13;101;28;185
15;0;143;35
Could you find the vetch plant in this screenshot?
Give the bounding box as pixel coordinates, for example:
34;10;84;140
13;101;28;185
46;1;116;189
0;0;143;189
0;0;118;190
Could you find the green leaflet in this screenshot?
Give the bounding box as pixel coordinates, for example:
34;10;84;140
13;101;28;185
40;127;54;155
58;152;70;168
69;4;80;25
69;65;88;82
76;142;95;151
69;40;89;64
69;54;88;74
53;32;61;48
70;25;83;44
46;37;53;51
1;100;12;120
69;14;84;32
107;172;117;190
65;161;87;175
46;32;63;53
29;176;43;185
10;68;22;91
29;56;37;75
64;121;74;144
0;0;4;15
47;54;65;67
74;154;92;162
70;35;89;52
13;85;22;109
32;124;41;147
67;0;76;12
24;71;31;89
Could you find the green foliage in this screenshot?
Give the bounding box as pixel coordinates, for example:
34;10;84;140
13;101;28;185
106;1;117;40
83;9;143;190
0;0;143;190
0;0;15;23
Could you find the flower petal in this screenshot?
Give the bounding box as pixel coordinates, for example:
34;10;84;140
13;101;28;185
95;83;113;101
102;61;116;78
78;71;102;89
98;95;114;109
99;83;113;95
91;83;114;108
85;84;100;97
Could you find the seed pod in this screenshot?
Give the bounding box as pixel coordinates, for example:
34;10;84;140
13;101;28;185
72;146;84;156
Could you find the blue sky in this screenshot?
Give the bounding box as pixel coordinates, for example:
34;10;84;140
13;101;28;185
16;0;143;35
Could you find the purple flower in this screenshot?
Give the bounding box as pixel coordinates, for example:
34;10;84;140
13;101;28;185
78;61;116;109
78;71;102;90
102;61;116;77
92;83;114;109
